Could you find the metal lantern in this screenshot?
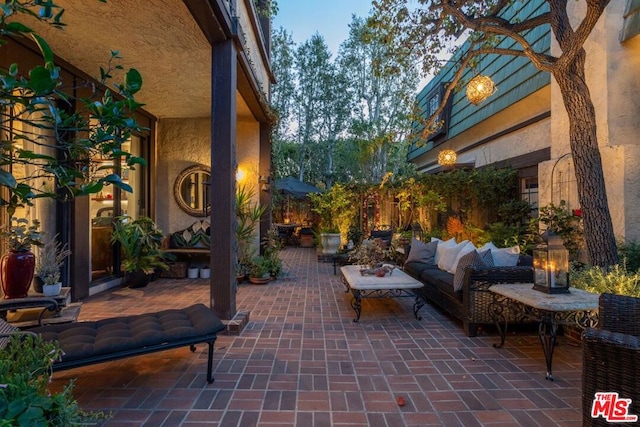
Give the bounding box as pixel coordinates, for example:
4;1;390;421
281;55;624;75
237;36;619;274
466;75;496;105
437;149;457;166
533;230;570;294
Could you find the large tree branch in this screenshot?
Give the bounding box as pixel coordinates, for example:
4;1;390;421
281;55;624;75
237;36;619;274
550;0;611;72
442;2;556;72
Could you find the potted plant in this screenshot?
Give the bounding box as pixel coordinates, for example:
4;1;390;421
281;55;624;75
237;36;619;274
236;185;266;279
248;256;271;284
1;217;43;298
262;225;283;279
199;264;211;279
35;233;72;295
309;184;357;254
111;215;171;288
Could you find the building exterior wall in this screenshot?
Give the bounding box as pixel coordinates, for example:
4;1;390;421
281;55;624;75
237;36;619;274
156;117;211;235
413;1;640;244
236;0;271;95
543;0;640;241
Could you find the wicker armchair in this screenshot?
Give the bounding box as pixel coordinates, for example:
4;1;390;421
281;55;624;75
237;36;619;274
582;293;640;426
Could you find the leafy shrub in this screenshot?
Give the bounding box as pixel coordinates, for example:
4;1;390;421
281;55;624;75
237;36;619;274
0;334;108;426
570;264;640;297
618;240;640;273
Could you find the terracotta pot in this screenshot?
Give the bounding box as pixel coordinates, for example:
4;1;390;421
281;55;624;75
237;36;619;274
248;276;271;285
1;250;36;299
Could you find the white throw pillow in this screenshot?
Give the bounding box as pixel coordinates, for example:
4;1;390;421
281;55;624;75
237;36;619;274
437;240;469;272
448;241;477;274
432;237;457;265
491;244;520;267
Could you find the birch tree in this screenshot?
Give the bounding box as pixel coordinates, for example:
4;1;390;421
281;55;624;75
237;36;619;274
339;16;419;184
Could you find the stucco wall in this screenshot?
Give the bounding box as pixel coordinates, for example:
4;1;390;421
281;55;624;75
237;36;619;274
156;117;211;236
548;1;640;241
156;115;263;244
237;0;270;95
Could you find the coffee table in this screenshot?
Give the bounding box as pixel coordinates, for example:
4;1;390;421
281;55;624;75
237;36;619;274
340;265;425;322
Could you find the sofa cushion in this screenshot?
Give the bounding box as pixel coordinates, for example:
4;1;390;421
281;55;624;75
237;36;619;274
404;261;438;278
170;220;211;248
453;249;491;291
448;241;477;274
406;239;438;264
432;237;457;264
420;268;460;302
437;240;469;272
479;242;520;267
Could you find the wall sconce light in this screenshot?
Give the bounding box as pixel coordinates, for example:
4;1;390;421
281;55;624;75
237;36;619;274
236;167;245;182
466;75;496;105
437;149;457;166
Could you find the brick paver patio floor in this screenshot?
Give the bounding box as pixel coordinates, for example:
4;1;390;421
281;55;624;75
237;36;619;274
51;247;584;426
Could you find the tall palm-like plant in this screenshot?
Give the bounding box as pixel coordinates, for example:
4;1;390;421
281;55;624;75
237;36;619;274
236;185;267;275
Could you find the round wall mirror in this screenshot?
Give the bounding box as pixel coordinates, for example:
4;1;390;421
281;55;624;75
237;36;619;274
174;164;211;217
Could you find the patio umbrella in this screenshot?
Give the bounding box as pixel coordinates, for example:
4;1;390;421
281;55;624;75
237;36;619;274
274;177;323;224
274;177;323;199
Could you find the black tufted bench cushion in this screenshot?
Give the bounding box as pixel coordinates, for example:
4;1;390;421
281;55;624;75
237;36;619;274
31;304;226;383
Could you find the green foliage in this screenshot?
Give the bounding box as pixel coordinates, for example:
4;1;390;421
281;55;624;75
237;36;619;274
618;240;640;273
1;2;146;215
309;183;357;236
235;185;266;274
111;216;170;274
270;14;419;186
0;333;108;425
261;225;283;278
1;217;42;251
571;264;640;297
248;255;270;279
538;200;584;260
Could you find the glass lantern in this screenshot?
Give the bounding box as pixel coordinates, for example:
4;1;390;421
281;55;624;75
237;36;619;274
532;230;570;294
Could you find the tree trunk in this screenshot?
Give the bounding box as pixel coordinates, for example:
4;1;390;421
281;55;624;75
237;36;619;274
553;50;618;268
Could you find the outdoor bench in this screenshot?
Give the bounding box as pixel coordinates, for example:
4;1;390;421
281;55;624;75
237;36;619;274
163;220;212;277
1;303;226;384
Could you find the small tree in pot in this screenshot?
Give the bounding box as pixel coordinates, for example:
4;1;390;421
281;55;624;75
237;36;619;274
111;216;171;288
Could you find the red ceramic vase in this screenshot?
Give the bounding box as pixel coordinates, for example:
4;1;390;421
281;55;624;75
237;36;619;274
1;250;36;299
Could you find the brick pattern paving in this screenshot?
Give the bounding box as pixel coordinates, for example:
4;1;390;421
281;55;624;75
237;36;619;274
50;247;583;426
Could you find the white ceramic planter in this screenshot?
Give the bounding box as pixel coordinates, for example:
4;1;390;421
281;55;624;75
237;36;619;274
42;282;62;296
199;268;211;279
320;233;342;254
187;267;199;279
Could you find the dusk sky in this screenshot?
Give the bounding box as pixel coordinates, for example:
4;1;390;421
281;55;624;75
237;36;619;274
272;0;374;55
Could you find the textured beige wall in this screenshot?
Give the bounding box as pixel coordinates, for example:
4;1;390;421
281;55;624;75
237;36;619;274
237;0;270;95
156;117;211;235
155;115;262;240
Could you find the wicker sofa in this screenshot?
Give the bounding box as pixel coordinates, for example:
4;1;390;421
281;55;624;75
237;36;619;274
582;293;640;426
403;240;533;337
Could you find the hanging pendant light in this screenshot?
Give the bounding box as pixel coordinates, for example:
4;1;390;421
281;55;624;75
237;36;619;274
466;75;496;105
437;149;457;166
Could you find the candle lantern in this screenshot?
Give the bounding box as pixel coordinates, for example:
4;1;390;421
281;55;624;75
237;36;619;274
532;230;570;294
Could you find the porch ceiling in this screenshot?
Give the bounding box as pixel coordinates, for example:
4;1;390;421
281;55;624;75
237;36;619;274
17;0;252;120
